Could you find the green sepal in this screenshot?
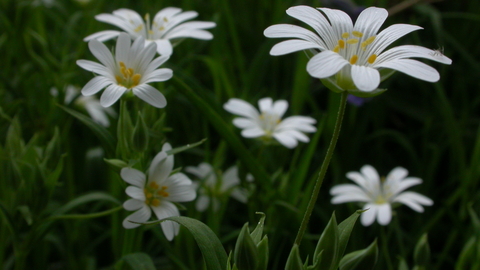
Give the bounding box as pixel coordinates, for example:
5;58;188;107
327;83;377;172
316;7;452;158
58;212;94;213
320;77;345;93
166;138;207;156
307;250;323;270
285;244;303;270
314;212;339;270
103;158;128;169
347;88;387;98
250;212;266;245
234;223;259;270
413;234;430;267
339;239;378;270
131;111;149;153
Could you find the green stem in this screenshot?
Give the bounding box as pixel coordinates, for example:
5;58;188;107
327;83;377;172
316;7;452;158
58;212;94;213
294;92;348;246
381;227;394;270
49;206;123;220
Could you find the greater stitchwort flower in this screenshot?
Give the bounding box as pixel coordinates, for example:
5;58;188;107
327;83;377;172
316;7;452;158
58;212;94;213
264;6;452;94
224;97;317;149
186;163;250;212
330;165;433;226
77;33;172;108
121;143;196;240
84;7;216;56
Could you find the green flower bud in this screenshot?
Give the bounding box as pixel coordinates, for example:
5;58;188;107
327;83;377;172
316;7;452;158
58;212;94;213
413;234;430;267
132;112;149;153
234;223;259;270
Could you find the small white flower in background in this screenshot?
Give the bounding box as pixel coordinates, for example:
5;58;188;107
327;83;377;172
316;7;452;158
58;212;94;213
84;7;216;56
330;165;433;226
185;163;251;212
120;143;196;241
51;85;116;127
77;33;172;108
223;97;317;149
264;6;452;93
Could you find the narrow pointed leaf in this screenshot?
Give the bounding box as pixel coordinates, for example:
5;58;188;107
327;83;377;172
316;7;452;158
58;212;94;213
339;239;378;270
285;244;303;270
314;212;339;270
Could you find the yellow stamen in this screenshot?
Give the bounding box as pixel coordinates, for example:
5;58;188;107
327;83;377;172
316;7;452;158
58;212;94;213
352;31;363;37
148;30;153;35
333;45;340;53
127;68;134;77
364;36;376;45
342;32;350;39
132;74;142;86
350;55;358;65
150;198;160;207
144;13;150;22
159;26;165;31
338;40;345;49
347;39;359;44
367;54;377;64
163;17;168;22
149;182;159;190
115;75;122;84
134;25;143;32
119;62;126;69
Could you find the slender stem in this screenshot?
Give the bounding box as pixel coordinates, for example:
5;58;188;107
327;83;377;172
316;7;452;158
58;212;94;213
294;92;348;246
381;227;394;270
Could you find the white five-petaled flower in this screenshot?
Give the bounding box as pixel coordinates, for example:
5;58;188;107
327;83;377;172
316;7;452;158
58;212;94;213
120;143;196;241
77;33;172;108
224;97;317;149
186;163;251;212
330;165;433;226
264;6;452;93
84;7;216;56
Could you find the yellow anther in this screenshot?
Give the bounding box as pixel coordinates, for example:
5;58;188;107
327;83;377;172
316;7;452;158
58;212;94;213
149;182;159;190
119;62;126;69
115;75;122;84
120;67;127;77
352;31;363;37
144;13;150;22
347;39;359;44
364;36;376;45
361;41;367;50
163;17;168;22
333;45;340;53
350;55;358;65
148;30;153;35
367;54;377;64
342;32;350;39
159;26;165;31
127;68;134;77
134;24;143;33
150;198;160;207
338;39;345;49
132;74;142;86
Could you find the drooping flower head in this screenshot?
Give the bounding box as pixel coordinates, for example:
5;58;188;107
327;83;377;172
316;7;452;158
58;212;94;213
264;6;452;94
224;97;317;149
121;143;196;240
330;165;433;226
84;7;216;56
77;33;172;108
186;163;251;212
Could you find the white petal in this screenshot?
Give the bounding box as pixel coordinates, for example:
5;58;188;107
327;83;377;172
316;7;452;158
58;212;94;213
120;167;146;188
389;178;422;196
89;39;116;71
231;188;249;203
361;165;380;185
115;32;131;65
148;144;173;182
241;127;266;138
222;166;240;190
232;118;258;129
272;100;288;117
307;50;349;79
151;201;180;241
393;191;433;212
386;167;408;183
142;68;173;84
318;8;353;40
269;39;323;56
264;24;327;49
351;65;380;91
353;7;388;37
346;171;369;191
154;39;173;56
123;205;151;229
81;76;112;96
195;195;210;212
144;56;170;75
100;84;126;107
275;129;309;142
376;203;392;225
123;199;144;211
165;174;196;202
84;102;110;127
331;191;371;204
165;27;214;40
273;132;298;148
185;163;214;179
360;204;377;226
258;97;273;113
330;184;368;196
224;98;260;119
376;45;452;65
367;24;423;56
375;59;440;82
84;30;121;42
95;12;139;36
132;84;167;108
126;186;146;201
77;60;112;77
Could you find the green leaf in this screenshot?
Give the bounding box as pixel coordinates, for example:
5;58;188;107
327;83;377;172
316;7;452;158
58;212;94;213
250;212;266;245
156;216;228;270
314;212;339;270
234;223;259;270
52;192;121;216
166;138;207;156
58;105;115;155
256;236;269;270
120;252;156;270
336;210;362;264
285;244;303;270
339;239;378;270
398;257;410;270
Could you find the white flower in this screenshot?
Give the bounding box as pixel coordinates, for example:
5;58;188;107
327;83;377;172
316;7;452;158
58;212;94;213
120;143;196;240
223;97;317;149
77;33;173;108
185;163;250;212
84;7;216;56
52;85;116;127
330;165;433;226
264;6;452;92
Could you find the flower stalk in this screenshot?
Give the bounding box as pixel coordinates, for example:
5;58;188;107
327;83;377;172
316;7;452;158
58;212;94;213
294;91;348;246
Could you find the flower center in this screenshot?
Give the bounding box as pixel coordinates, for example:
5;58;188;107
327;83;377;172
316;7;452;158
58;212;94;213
144;182;169;207
115;61;142;88
144;13;169;40
259;112;281;136
333;31;377;66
